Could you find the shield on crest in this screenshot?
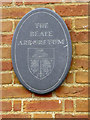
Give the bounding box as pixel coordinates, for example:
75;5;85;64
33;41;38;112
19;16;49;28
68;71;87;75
27;48;55;80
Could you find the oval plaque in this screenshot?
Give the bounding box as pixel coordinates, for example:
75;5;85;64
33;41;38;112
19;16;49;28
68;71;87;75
12;8;72;94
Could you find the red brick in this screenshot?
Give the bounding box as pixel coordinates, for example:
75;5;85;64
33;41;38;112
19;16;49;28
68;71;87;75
13;72;20;84
1;21;13;32
55;5;88;17
2;86;32;98
75;44;88;56
0;101;12;112
34;93;52;97
24;0;61;5
89;45;90;57
75;0;89;2
70;31;88;42
24;100;62;112
14;21;19;29
89;86;90;98
24;2;48;5
72;58;88;70
1;61;13;71
1;34;13;44
2;8;31;19
76;100;88;112
65;100;74;112
88;59;90;68
0;101;1;111
32;6;52;10
88;99;90;112
76;72;88;83
75;18;88;29
0;47;11;59
55;114;88;118
65;19;72;30
65;0;75;2
1;114;31;118
34;114;52;118
15;0;23;6
65;73;73;83
56;86;88;97
0;1;12;6
0;73;12;84
15;2;23;5
13;100;21;111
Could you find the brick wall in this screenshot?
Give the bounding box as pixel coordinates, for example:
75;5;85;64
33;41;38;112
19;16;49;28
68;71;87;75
0;0;89;119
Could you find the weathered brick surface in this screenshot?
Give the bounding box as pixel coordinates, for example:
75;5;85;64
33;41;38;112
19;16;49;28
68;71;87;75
34;114;52;118
13;100;21;111
56;86;88;97
14;21;19;29
0;73;12;84
76;72;88;83
65;0;90;1
72;58;88;70
1;114;31;118
2;8;31;18
1;34;13;44
24;100;62;112
75;44;88;55
15;0;23;6
1;21;13;32
65;19;72;30
0;101;12;112
55;114;88;118
65;100;74;112
24;0;51;4
15;2;23;6
24;0;62;5
1;61;13;71
0;1;12;6
76;100;88;112
65;73;73;83
2;86;32;98
0;47;11;59
74;0;89;2
13;72;20;84
34;93;52;97
75;18;88;29
55;5;88;16
70;31;88;42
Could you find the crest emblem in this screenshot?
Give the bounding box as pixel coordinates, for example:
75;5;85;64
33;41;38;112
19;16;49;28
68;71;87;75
27;48;55;80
